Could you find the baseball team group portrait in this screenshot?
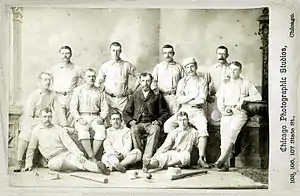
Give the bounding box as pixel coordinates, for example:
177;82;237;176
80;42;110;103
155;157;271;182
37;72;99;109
8;7;270;188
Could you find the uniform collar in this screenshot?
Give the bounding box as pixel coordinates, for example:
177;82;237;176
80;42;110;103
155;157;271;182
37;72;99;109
59;62;74;69
215;61;229;68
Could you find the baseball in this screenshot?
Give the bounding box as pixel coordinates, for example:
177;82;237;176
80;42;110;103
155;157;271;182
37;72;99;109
146;173;152;179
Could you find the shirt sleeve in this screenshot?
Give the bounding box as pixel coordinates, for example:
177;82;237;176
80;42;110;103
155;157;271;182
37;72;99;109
152;64;159;82
120;128;132;156
103;133;115;154
99;92;109;119
155;131;176;154
243;81;262;102
25;128;39;168
70;88;81;121
176;79;194;104
188;77;208;105
95;64;106;88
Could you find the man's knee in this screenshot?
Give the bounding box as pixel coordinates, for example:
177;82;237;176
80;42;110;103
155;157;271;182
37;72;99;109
148;125;160;135
130;125;140;135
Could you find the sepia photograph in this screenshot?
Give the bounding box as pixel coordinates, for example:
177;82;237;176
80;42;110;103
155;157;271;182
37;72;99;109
5;7;271;189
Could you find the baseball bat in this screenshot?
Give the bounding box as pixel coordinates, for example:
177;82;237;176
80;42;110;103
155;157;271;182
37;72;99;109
171;170;208;180
70;174;108;184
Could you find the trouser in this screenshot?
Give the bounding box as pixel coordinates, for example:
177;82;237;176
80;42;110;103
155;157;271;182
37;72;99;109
163;94;180;115
56;94;74;126
130;122;161;161
220;109;247;155
151;150;190;168
101;148;142;168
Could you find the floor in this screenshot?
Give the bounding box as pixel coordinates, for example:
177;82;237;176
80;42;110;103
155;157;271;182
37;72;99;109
9;167;268;189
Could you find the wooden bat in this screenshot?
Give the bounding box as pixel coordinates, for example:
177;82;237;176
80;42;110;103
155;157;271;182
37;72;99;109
170;170;208;180
70;174;108;184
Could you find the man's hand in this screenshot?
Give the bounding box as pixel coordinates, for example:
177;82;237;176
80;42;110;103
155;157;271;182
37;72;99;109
129;120;137;127
65;127;75;134
126;89;133;96
116;152;124;160
77;154;87;163
96;117;105;125
77;118;88;125
152;120;160;126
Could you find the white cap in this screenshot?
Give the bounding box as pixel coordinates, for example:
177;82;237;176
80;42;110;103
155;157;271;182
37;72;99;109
182;57;197;67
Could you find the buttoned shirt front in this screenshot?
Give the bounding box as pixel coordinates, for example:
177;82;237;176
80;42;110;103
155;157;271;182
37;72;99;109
96;59;139;95
103;126;132;156
152;61;184;92
48;63;82;92
217;78;262;110
208;62;230;95
70;85;109;120
25;124;84;167
156;126;199;154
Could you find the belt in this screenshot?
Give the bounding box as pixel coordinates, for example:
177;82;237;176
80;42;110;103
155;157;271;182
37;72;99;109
80;112;99;116
105;91;127;98
225;105;237;108
55;91;72;96
191;104;204;109
46;149;68;162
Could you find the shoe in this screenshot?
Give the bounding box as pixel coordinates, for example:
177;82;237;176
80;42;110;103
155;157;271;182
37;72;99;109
197;158;210;169
114;163;126;173
39;157;48;168
13;160;23;172
217;164;229;172
96;161;110;175
142;159;150;173
212;161;223;169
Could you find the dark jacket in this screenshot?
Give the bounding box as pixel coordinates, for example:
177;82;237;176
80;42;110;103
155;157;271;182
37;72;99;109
123;89;169;127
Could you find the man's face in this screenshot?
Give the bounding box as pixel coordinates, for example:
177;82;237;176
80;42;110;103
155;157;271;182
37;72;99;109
162;47;174;63
185;63;197;76
84;71;96;85
230;64;241;79
216;48;228;61
110;45;122;60
177;115;189;130
39;74;52;90
140;75;152;91
110;114;122;129
60;48;72;63
41;111;53;127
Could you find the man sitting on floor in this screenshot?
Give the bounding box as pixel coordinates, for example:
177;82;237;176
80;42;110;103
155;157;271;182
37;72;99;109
23;107;110;175
144;111;199;170
102;111;142;173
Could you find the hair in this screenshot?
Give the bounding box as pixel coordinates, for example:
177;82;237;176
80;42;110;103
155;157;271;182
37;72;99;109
84;68;96;75
110;42;122;49
177;111;189;119
162;44;175;54
229;61;243;70
59;45;72;54
140;72;153;81
216;45;228;54
38;72;52;80
110;110;123;119
40;107;53;114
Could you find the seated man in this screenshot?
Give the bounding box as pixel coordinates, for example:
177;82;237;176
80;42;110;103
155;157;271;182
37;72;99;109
163;57;210;168
23;107;110;175
145;111;199;170
215;61;262;171
123;72;169;172
102;111;142;173
14;72;67;172
70;68;109;162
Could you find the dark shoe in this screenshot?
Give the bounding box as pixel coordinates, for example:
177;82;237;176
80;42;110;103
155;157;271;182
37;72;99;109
114;163;126;173
142;159;150;173
96;161;110;175
217;163;229;172
212;161;223;169
13;161;23;172
197;158;210;169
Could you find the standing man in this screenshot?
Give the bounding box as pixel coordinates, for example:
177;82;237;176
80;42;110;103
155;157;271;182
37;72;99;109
215;61;262;171
146;112;199;170
23;108;110;175
152;44;184;115
14;72;67;172
123;72;169;172
102;111;142;173
95;42;140;114
48;45;83;126
207;46;231;121
70;69;109;162
164;57;210;168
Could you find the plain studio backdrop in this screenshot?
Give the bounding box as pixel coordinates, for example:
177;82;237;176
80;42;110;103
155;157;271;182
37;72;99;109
18;8;263;104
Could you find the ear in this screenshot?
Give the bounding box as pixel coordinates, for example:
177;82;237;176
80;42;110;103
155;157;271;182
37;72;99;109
173;51;176;56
